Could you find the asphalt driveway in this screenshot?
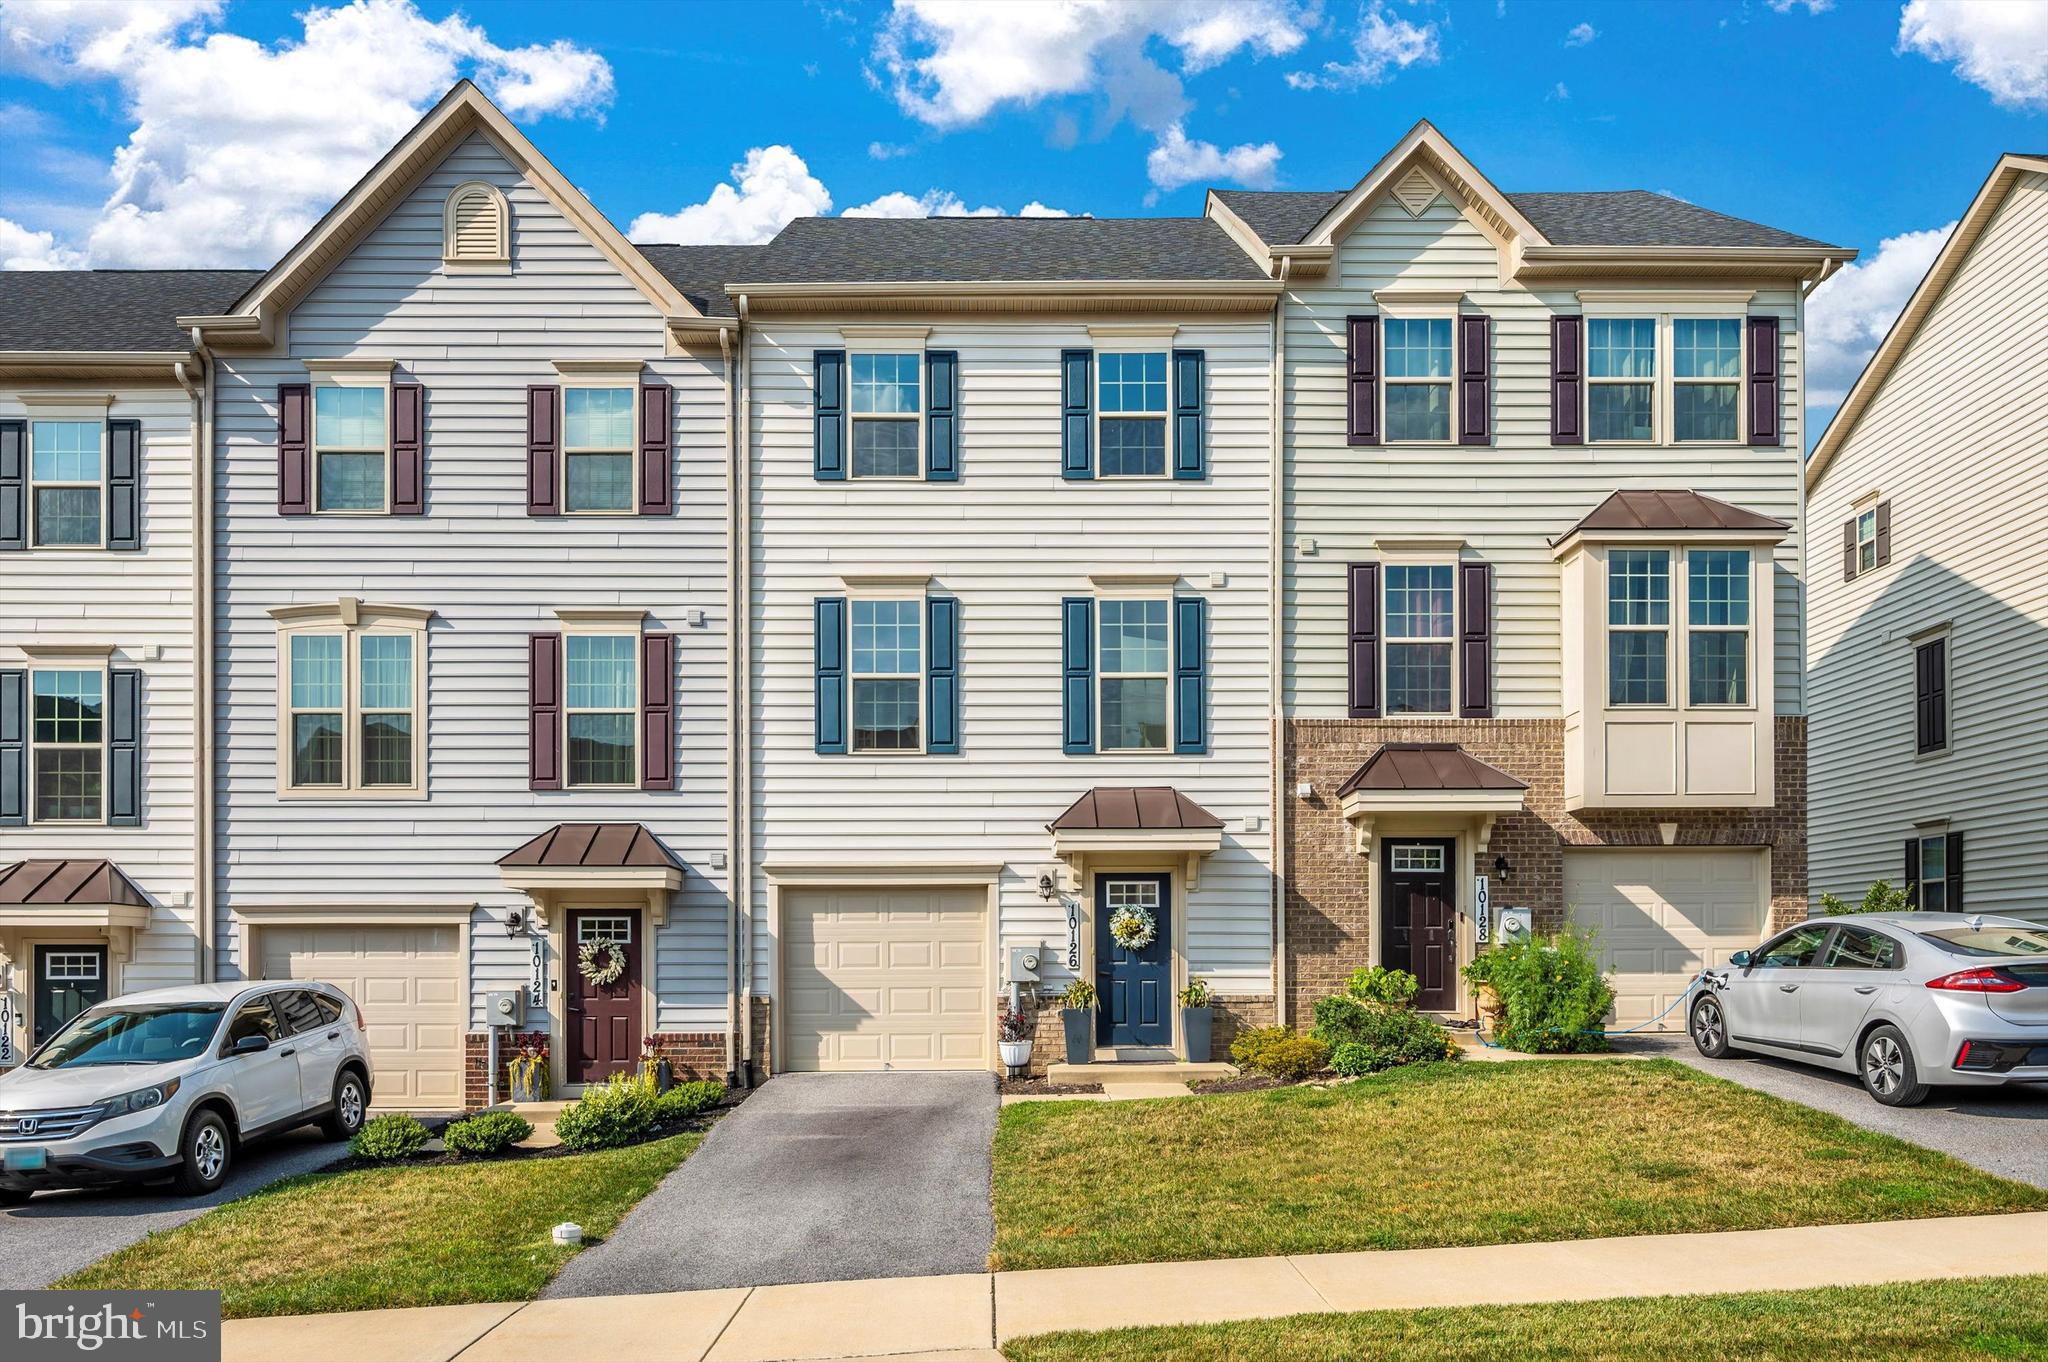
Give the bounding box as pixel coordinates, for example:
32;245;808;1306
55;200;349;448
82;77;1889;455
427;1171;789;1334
546;1070;998;1297
1635;1036;2048;1188
0;1127;348;1289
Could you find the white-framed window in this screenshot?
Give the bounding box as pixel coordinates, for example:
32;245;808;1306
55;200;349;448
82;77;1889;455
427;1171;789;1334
1103;877;1162;937
1586;312;1748;445
1672;318;1741;442
1855;506;1879;576
1382;317;1454;443
284;628;421;791
286;634;344;787
1607;548;1671;706
1384;564;1455;715
1917;833;1950;912
41;950;102;981
313;385;388;513
1097;351;1170;477
31;666;105;823
1389;845;1446;873
562;385;636;513
849;352;921;478
1687;548;1751;706
564;633;637;786
576;914;634;945
850;597;923;753
30;420;105;547
1098;596;1171;751
1587;317;1657;443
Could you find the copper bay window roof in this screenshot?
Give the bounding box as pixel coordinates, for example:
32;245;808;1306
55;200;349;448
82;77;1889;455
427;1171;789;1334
495;823;681;869
1335;744;1528;796
1047;787;1225;832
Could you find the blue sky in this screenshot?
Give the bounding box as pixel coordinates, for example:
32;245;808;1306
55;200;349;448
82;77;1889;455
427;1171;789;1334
3;0;2046;437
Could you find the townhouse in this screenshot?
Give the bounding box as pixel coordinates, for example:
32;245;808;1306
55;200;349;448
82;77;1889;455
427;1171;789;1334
1807;153;2048;914
2;84;1848;1093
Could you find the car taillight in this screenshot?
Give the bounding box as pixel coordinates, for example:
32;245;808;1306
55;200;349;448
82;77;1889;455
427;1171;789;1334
352;999;365;1030
1926;967;2026;994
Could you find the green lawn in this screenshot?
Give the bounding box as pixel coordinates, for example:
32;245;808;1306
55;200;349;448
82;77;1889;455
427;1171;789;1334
58;1133;701;1318
992;1060;2048;1271
1002;1274;2048;1362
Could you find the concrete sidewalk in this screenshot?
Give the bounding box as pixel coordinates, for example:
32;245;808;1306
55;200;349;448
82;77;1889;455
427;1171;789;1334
222;1210;2048;1362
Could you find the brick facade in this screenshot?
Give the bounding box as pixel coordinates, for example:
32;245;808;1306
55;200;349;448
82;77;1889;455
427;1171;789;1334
1285;716;1807;1024
1001;989;1276;1076
461;998;774;1108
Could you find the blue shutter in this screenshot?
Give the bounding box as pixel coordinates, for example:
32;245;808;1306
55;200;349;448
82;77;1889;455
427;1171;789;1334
814;596;848;754
1061;596;1094;754
0;669;23;825
813;350;846;482
1174;596;1208;755
108;668;141;826
1172;349;1205;480
0;420;23;553
925;350;959;482
926;595;960;753
1060;349;1093;481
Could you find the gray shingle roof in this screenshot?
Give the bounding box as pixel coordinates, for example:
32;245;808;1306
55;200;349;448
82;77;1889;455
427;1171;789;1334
0;269;260;351
635;244;766;318
737;215;1269;284
1210;190;1346;248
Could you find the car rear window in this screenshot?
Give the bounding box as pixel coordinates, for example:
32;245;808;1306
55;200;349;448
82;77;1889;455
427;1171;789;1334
311;993;345;1025
275;990;325;1034
1918;926;2048;958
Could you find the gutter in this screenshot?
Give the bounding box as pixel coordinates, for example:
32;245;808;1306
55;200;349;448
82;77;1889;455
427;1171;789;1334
720;323;739;1087
1269;256;1291;1025
177;328;217;983
734;294;755;1084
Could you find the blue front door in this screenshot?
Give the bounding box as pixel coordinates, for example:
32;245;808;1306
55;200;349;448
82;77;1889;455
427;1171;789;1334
1097;874;1171;1047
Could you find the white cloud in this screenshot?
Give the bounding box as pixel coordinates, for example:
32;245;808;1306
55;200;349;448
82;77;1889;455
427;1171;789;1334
0;0;613;269
1551;81;1570;100
1564;22;1597;46
1899;0;2048;108
0;215;87;269
1767;0;1833;12
1145;122;1281;192
843;188;1075;218
867;140;914;160
1805;221;1955;408
627;145;832;245
1284;1;1441;91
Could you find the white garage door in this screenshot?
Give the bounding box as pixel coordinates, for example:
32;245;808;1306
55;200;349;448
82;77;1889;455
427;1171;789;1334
783;886;989;1071
260;924;465;1108
1564;849;1766;1029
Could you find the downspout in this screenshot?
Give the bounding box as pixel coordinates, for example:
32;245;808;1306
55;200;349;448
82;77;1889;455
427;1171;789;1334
1269;256;1290;1026
720;323;739;1087
734;295;755;1085
178;326;217;983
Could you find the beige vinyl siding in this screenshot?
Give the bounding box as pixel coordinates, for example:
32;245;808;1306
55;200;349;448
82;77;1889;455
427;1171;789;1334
748;320;1275;996
1808;169;2048;911
211;132;733;1029
1283;193;1806;720
1;386;200;993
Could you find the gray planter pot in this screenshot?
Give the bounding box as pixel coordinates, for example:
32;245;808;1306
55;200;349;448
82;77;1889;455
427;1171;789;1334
1182;1007;1214;1063
1061;1008;1094;1065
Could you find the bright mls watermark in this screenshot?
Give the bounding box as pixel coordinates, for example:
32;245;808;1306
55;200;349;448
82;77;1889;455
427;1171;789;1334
4;1292;219;1361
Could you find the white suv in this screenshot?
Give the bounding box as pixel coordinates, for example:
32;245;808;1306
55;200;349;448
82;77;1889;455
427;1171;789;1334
0;981;373;1202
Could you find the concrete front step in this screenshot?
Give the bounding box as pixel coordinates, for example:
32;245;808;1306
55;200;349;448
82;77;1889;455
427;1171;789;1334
1047;1060;1236;1086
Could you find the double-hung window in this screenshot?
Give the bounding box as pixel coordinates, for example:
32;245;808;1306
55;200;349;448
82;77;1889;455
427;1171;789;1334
565;634;637;786
563;386;635;513
31;668;104;822
313;385;388;512
287;635;345;787
1382;318;1453;443
1856;506;1879;575
1384;564;1454;714
1916;833;1950;912
849;353;921;478
1098;352;1168;477
1587;318;1656;442
1608;549;1671;705
1099;597;1170;750
30;421;103;547
276;603;427;796
1687;549;1750;706
1672;319;1741;442
850;598;922;752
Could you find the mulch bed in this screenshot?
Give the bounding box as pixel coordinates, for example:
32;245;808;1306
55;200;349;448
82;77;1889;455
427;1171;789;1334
999;1077;1106;1096
329;1088;750;1173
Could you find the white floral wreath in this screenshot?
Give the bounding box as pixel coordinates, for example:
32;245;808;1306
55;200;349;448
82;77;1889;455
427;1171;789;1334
577;941;626;987
1109;904;1157;951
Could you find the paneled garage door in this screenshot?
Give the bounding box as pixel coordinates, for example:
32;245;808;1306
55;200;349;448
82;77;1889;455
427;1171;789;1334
782;887;989;1071
260;924;465;1108
1563;849;1766;1029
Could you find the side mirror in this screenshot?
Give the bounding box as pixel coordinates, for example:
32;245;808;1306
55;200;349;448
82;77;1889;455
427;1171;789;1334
231;1034;270;1056
1729;950;1753;969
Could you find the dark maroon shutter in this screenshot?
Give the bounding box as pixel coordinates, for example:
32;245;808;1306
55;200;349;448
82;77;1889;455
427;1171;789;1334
526;385;560;516
1842;518;1857;582
390;382;424;515
1875;500;1892;567
637;383;672;516
639;632;675;790
1458;561;1493;718
1346;315;1379;446
1458;314;1490;446
278;384;311;515
1346;562;1380;718
528;632;562;790
1549;315;1582;445
1746;316;1781;447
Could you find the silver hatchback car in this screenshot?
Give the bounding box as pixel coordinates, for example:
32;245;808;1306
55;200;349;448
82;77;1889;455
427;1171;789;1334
1689;913;2048;1106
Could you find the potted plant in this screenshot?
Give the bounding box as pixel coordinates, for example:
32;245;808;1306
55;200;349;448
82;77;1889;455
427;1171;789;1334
508;1041;549;1103
997;1007;1034;1075
1059;980;1096;1065
639;1039;672;1094
1180;976;1215;1062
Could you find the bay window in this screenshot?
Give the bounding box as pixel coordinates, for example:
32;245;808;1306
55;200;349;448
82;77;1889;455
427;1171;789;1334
1687;549;1750;705
1607;548;1670;706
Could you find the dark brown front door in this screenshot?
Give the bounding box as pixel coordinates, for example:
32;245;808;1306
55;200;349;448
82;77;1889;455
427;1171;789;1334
1384;840;1457;1011
567;909;642;1084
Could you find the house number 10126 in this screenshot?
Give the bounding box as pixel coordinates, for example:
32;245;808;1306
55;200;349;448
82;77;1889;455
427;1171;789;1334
1065;898;1081;972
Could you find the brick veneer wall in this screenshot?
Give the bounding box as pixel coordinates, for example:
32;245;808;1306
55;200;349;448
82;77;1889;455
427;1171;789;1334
1285;716;1807;1025
462;998;775;1108
1004;989;1276;1076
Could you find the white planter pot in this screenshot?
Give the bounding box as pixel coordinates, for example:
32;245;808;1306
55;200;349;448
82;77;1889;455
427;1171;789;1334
998;1039;1034;1070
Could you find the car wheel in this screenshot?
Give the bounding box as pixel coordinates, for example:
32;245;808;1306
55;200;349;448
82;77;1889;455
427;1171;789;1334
1690;995;1731;1058
1860;1024;1931;1107
321;1070;368;1141
172;1110;233;1197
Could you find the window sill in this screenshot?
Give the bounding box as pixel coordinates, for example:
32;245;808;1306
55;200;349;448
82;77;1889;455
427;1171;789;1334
276;788;429;802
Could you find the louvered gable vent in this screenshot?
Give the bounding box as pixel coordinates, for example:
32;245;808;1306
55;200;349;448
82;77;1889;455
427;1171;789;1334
444;181;508;265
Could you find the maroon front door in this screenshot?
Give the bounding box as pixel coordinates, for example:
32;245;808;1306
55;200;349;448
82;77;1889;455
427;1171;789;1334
567;909;642;1084
1384;840;1458;1011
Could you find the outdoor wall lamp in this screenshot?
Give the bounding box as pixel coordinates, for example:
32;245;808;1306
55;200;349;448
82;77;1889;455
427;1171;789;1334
506;909;524;938
1037;873;1059;901
1492;855;1513;882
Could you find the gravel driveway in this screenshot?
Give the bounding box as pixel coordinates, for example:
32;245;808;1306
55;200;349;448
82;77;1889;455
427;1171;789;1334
546;1071;997;1298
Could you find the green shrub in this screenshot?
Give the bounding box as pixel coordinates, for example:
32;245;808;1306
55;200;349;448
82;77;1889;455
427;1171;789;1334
1178;976;1212;1009
1311;994;1458;1071
1821;879;1912;916
348;1112;430;1161
553;1073;657;1151
442;1110;533;1156
1059;979;1096;1010
1344;965;1420;1009
653;1080;724;1123
1461;928;1616;1053
1229;1025;1331;1080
